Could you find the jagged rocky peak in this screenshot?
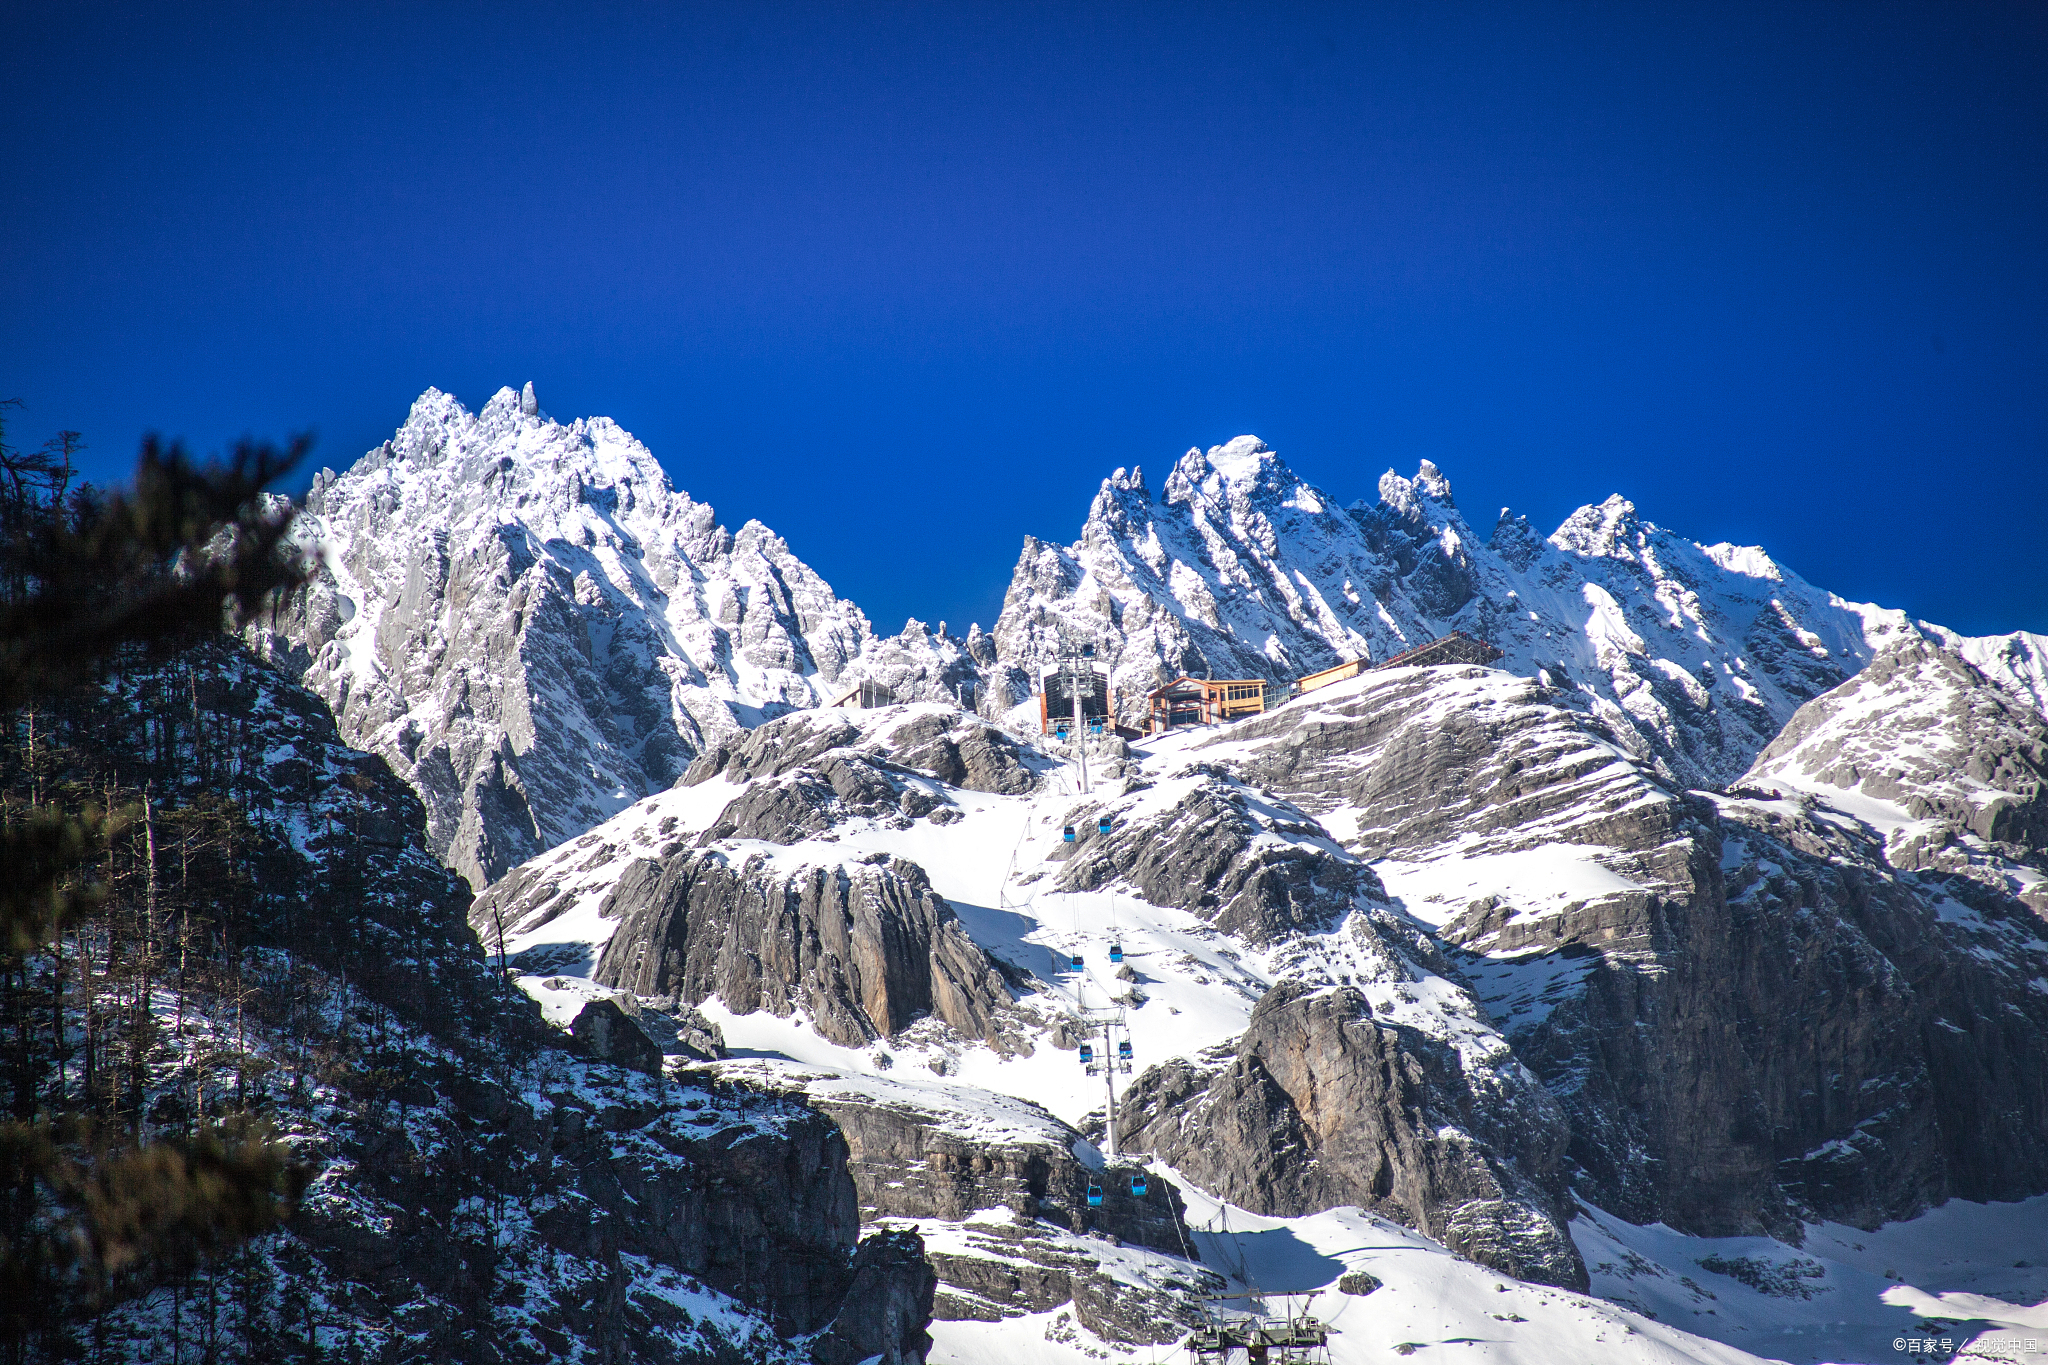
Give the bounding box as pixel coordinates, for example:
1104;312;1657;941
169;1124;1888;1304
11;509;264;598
992;433;1935;787
249;383;876;889
1741;634;2048;914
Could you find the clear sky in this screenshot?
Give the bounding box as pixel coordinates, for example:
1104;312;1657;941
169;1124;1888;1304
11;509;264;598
4;2;2044;638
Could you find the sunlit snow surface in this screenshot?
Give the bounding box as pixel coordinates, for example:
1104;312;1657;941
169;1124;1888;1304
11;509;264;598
501;704;2047;1365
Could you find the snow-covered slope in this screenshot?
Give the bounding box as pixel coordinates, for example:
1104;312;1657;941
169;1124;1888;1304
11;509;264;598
462;655;2048;1362
250;384;965;888
993;437;1926;788
1930;627;2048;723
1741;637;2048;914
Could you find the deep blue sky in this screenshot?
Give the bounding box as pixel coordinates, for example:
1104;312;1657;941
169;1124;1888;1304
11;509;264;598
4;2;2044;638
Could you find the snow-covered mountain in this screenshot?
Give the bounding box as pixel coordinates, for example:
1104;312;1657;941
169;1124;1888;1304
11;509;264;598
250;384;920;888
257;396;2047;899
993;436;1930;788
468;665;2048;1363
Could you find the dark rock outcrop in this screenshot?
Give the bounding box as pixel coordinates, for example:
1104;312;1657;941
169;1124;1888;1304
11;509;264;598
1055;768;1373;945
570;997;666;1075
1709;791;2048;1223
927;1221;1218;1346
722;1064;1216;1346
683;705;1035;798
592;850;1021;1052
793;1080;1188;1253
875;709;1039;795
1117;982;1585;1289
808;1228;938;1365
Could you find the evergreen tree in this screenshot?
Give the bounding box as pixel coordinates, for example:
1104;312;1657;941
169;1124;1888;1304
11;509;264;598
0;402;312;1359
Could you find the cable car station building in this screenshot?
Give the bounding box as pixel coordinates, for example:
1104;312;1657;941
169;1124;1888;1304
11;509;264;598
1038;666;1114;736
1143;677;1271;734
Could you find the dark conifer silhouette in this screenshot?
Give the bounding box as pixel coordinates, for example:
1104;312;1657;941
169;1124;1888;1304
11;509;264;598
0;403;312;1358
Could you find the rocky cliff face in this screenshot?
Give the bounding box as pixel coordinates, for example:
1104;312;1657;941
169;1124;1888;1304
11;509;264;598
1742;637;2048;915
39;638;938;1364
1117;981;1583;1289
991;437;1926;788
1707;787;2048;1227
587;850;1021;1052
1214;662;2048;1241
716;1063;1222;1348
247;385;886;889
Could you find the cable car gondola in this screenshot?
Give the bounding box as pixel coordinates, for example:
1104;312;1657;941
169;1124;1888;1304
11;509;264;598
1077;1042;1094;1065
1068;951;1084;971
1117;1040;1132;1063
1086;1183;1103;1206
1130;1173;1148;1197
1097;816;1113;835
1062;825;1076;843
1108;943;1124;964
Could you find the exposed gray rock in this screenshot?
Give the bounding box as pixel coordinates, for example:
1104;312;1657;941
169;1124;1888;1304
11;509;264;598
1053;766;1371;945
1339;1270;1384;1296
926;1222;1219;1345
808;1228;937;1365
1117;982;1585;1290
684;704;1037;798
788;1077;1188;1252
590;850;1021;1052
717;1063;1218;1347
569;997;665;1075
1706;790;2048;1223
1744;637;2048;915
872;709;1039;795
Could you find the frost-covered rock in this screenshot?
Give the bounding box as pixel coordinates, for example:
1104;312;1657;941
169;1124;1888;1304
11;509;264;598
991;437;1924;787
1222;663;2048;1239
250;385;881;889
1742;636;2048;914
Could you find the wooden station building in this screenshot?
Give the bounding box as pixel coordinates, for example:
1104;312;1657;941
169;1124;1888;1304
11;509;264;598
1143;676;1270;733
